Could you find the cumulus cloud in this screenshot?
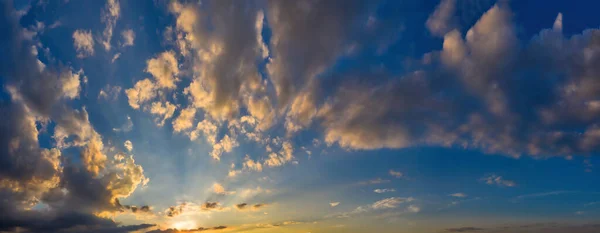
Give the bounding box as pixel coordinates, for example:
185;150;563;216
310;4;600;159
150;101;177;127
481;174;516;187
264;141;294;167
212;183;235;195
125;78;157;109
426;0;456;37
146;51;179;89
330;202;340;207
173;107;196;133
121;29;135;47
170;1;270;121
124;140;133;152
0;3;149;231
73;29;94;58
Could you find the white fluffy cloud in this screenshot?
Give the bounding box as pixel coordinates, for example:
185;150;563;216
73;30;94;58
121;29;135;47
124;140;133;152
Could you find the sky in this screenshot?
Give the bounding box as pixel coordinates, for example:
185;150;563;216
1;0;600;232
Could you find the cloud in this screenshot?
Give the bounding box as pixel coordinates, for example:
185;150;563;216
330;202;340;207
450;193;467;198
243;155;263;172
310;4;600;159
112;115;133;132
445;227;484;232
426;0;456;37
146;51;179;89
98;85;122;101
266;0;368;132
121;29;135;47
73;29;94;58
234;203;267;211
212;183;235;195
374;188;396;193
125;78;157;109
147;226;227;233
514;191;574;200
481;174;516;187
359;178;391;185
170;1;271;121
389;170;403;178
100;0;120;51
264;141;294;167
150;101;177;127
201;202;221;211
0;4;149;231
173;107;196;133
124;140;133;152
371;197;413;209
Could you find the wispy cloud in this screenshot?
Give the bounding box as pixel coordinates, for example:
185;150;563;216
481;174;516;187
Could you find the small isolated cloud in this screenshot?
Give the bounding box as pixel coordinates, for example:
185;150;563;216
445;227;484;232
124;140;133;152
450;193;467;198
374;188;396;194
330;202;340;207
121;29;135;47
73;29;94;58
481;174;516;187
113;115;133;132
98;85;122;101
372;197;413;210
111;52;121;63
212;183;235;195
359;178;391;185
389;170;403;178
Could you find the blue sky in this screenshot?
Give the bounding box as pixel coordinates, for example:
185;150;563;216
1;0;600;233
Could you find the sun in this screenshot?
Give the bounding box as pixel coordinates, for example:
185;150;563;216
170;220;197;230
